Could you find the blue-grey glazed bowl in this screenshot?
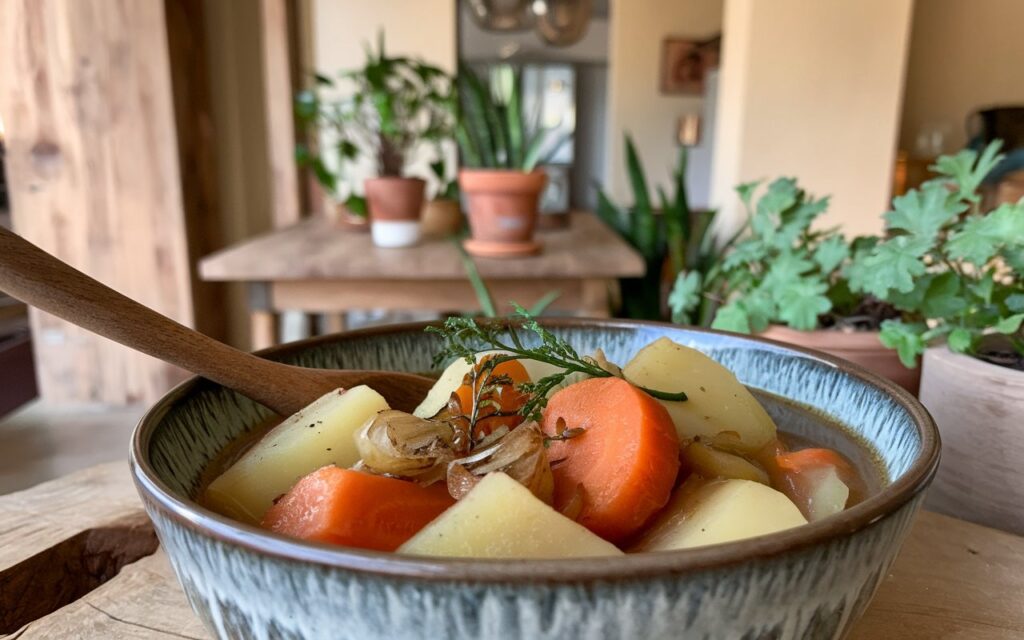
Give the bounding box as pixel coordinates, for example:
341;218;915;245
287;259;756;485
131;320;939;640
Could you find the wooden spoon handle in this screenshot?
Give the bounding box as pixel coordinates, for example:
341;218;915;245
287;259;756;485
0;226;324;414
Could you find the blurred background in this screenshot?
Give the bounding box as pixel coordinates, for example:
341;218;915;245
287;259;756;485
1;0;1022;492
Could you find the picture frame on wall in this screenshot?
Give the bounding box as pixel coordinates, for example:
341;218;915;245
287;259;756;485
660;36;720;96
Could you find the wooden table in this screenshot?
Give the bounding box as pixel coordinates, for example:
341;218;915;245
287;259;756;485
199;212;645;349
3;463;1022;638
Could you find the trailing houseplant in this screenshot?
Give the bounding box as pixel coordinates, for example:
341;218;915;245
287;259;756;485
295;33;454;247
454;63;561;257
673;177;920;392
846;140;1024;533
596;134;726;322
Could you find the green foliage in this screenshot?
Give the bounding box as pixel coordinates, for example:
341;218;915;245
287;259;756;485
455;239;558;319
294;31;454;193
429;157;459;201
454;64;562;171
852;140;1024;367
704;178;858;333
597;134;729;323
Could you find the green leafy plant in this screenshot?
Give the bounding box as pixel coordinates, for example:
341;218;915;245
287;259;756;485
454;64;560;171
597;134;727;322
455;240;559;319
847;141;1024;367
294;32;454;199
429;155;459;201
683;178;898;335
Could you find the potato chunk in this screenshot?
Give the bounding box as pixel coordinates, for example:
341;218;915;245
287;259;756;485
622;337;776;452
634;479;807;551
398;472;622;558
799;466;851;522
205;386;388;524
682;441;769;484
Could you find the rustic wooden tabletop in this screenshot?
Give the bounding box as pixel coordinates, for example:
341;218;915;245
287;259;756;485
198;212;646;282
2;463;1022;639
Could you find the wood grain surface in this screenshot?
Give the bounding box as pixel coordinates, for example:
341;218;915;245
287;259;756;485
0;0;196;405
1;463;1021;639
199;212;645;281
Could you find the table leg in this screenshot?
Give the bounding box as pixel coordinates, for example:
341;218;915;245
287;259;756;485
322;313;346;335
582;279;612;318
250;312;279;350
248;282;278;350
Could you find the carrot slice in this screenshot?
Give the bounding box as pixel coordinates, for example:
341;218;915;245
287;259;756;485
454;355;530;436
261;467;454;551
540;377;680;543
775;448;853;476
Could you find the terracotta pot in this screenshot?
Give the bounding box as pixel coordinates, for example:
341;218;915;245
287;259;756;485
759;325;921;394
921;346;1024;534
458;169;546;244
420;198;464;237
364;177;425;248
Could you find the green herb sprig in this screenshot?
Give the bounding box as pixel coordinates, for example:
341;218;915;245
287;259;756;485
427;305;687;422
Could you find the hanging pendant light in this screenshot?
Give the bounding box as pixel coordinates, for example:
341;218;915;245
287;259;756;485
532;0;592;47
467;0;535;32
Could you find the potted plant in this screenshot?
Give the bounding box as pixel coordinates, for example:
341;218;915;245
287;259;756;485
454;64;560;258
420;153;464;238
678;178;921;393
848;140;1024;533
295;34;453;248
596;134;726;321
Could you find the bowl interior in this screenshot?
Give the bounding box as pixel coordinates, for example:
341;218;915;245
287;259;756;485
133;320;937;575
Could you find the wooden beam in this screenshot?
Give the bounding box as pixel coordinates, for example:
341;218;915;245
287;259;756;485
0;0;194;404
165;0;228;343
260;0;302;228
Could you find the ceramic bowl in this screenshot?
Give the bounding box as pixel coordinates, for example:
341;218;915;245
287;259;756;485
131;320;939;640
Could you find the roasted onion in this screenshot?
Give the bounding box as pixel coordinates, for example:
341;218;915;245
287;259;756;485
447;422;554;503
356;410;465;485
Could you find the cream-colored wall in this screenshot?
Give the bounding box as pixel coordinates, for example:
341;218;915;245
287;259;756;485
310;0;457;197
900;0;1024;153
711;0;914;237
604;0;723;203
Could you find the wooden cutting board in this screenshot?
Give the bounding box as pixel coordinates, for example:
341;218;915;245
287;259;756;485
1;462;1022;639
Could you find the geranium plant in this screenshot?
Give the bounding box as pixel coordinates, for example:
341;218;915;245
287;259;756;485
848;141;1024;367
675;178;894;333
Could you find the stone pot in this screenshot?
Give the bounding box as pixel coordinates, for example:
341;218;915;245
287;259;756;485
921;345;1024;534
420;198;464;237
458;169;546;250
364;177;426;248
760;325;921;394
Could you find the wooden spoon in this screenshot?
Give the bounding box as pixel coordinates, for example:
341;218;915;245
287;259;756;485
0;226;436;415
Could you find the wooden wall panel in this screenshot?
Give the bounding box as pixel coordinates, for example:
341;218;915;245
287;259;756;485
0;0;193;404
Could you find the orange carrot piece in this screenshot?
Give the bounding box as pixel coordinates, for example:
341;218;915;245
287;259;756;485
540;377;680;543
775;448;853;475
261;467;454;551
455;355;530;436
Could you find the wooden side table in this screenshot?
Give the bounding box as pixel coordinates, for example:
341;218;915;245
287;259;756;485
199;213;646;350
2;462;1023;638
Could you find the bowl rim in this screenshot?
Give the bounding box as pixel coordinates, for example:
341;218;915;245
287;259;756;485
131;318;940;583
